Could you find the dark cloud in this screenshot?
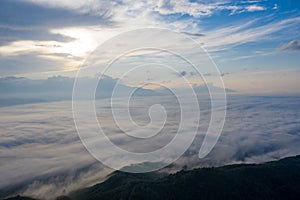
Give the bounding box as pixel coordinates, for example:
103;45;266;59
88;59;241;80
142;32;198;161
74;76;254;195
0;28;75;46
181;31;205;37
0;0;114;45
178;70;187;77
221;72;230;77
279;40;300;52
0;0;114;28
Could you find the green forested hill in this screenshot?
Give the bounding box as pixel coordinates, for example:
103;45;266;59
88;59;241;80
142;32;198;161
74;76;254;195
5;155;300;200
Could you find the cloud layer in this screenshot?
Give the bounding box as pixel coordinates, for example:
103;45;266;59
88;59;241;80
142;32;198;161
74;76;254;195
1;0;298;79
1;95;300;199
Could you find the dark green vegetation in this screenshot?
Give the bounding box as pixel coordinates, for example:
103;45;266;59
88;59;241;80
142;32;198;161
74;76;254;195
4;195;37;200
5;155;300;200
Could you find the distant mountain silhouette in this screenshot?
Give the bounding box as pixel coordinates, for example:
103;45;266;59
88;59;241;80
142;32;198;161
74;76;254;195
0;76;235;107
193;83;235;93
0;76;158;107
155;83;235;97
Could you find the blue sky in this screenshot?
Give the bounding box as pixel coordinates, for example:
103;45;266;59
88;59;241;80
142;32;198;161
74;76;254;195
0;0;299;93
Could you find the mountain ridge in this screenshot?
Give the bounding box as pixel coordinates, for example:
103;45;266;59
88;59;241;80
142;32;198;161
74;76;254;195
4;155;300;200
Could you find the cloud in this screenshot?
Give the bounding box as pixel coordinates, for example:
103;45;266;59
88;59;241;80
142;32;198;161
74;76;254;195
181;31;205;37
178;71;187;77
23;0;115;16
246;5;266;12
0;0;298;95
279;40;300;52
0;0;114;46
0;53;76;77
221;72;230;77
0;26;122;75
201;16;300;51
0;0;113;28
155;0;268;17
0;27;75;46
0;0;296;77
20;163;113;199
0;0;117;75
23;0;269;19
173;95;300;168
0;101;113;199
1;95;300;199
155;0;215;17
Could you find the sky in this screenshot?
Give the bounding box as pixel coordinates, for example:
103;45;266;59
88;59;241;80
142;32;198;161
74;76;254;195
0;0;299;94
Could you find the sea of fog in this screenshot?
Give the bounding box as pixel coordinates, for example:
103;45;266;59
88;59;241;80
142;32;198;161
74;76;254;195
0;95;300;199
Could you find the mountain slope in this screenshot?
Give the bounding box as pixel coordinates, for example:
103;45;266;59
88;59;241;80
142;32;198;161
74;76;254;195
69;155;300;200
5;155;300;200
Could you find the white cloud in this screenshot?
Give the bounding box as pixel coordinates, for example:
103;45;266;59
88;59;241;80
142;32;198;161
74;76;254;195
23;0;268;21
246;5;266;12
155;0;217;17
201;16;300;51
0;1;285;64
1;0;298;81
6;1;287;60
1;95;300;198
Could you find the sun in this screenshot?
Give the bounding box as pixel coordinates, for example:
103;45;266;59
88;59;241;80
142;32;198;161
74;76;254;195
51;28;98;57
51;27;121;58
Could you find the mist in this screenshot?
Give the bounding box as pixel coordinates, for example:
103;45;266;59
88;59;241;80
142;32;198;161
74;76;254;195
1;95;300;199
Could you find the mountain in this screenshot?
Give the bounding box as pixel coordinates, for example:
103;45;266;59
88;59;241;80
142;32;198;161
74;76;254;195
5;155;300;200
69;155;300;200
4;196;36;200
0;76;235;107
155;83;235;97
193;83;235;93
0;76;158;107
